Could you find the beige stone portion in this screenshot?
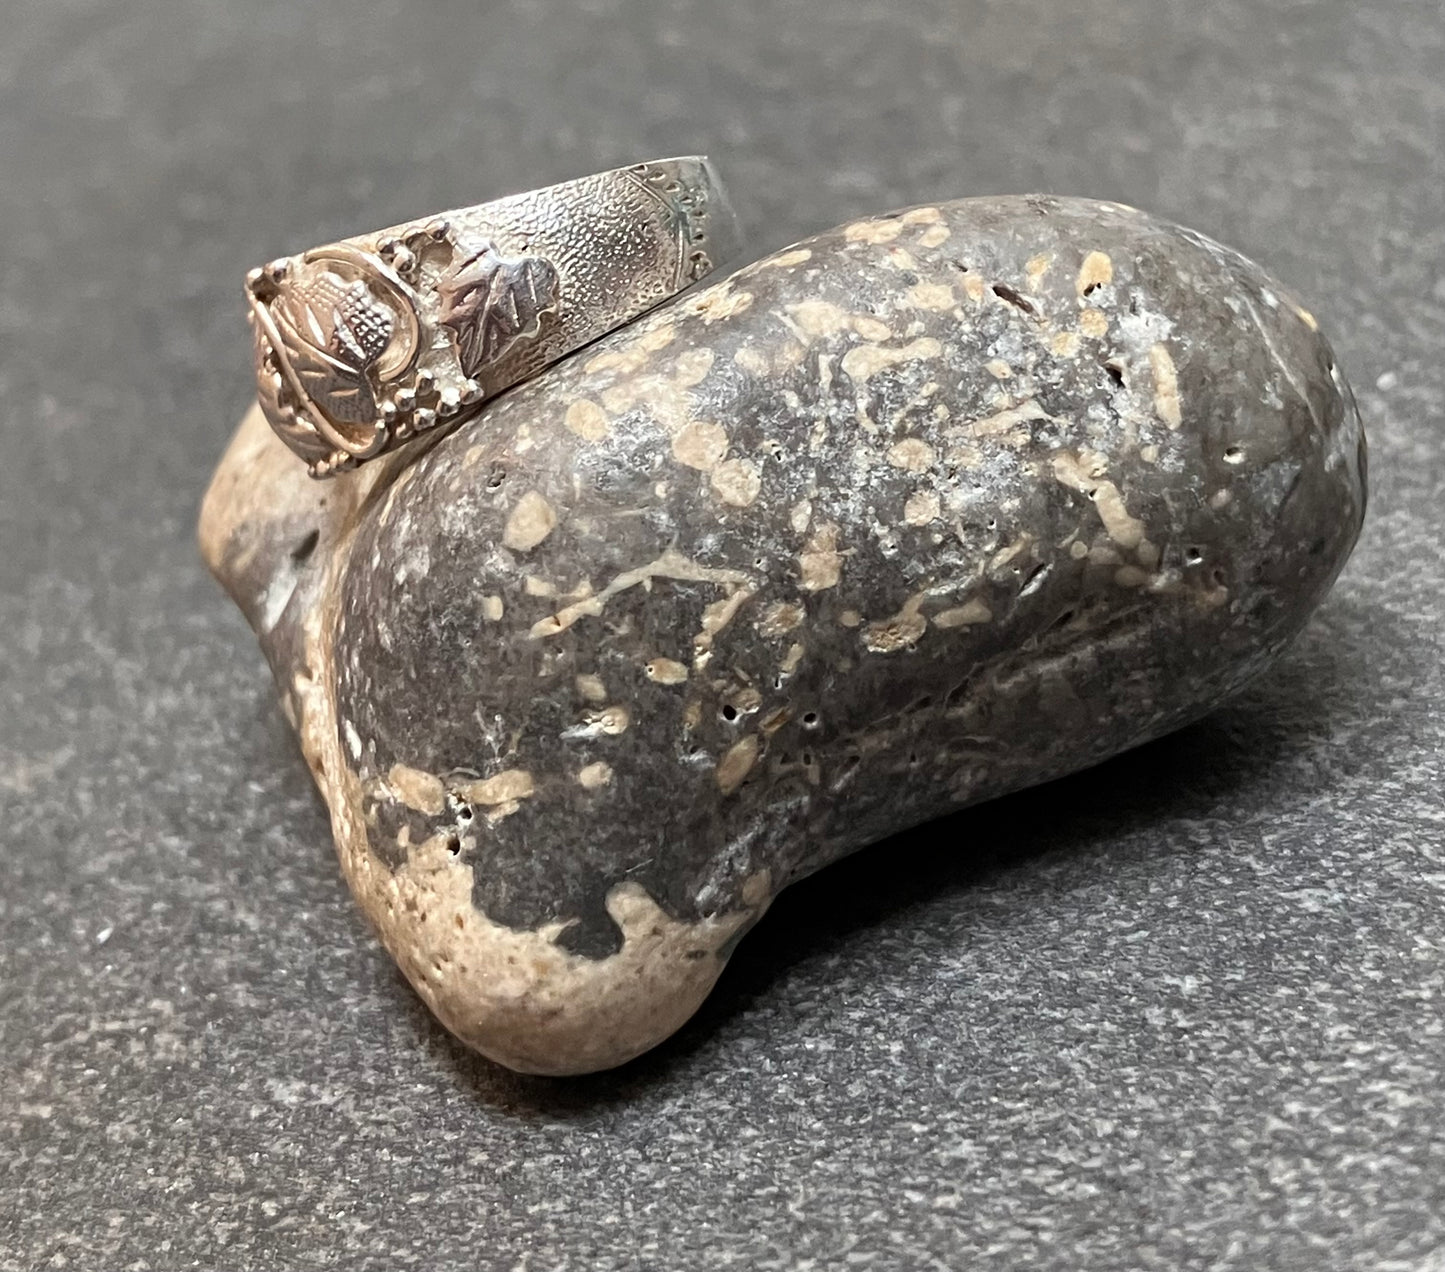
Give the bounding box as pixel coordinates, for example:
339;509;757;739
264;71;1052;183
862;593;929;653
1052;451;1147;551
696;588;755;656
904;490;941;526
370;829;766;1075
456;769;535;807
575;673;608;703
716;735;760;794
887;437;937;473
480;595;504;622
1050;331;1082;359
934;599;994;628
1149;343;1183;428
577;762;614;790
388;763;445;816
798;523;843;591
594;705;630;735
672;420;729;471
502;491;558;552
845;218;905;245
672;347;716;388
952;401;1055;452
529;548;750;640
644;657;689;685
853;314;894;342
710;457;762;506
1079;308;1110;338
841;338;943;383
564;399;610;441
756;601;805;637
1077;250;1114;296
685;282;754;324
785;299;852;339
909;282;956;311
733;346;771;376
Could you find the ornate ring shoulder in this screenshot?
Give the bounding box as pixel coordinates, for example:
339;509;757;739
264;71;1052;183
246;157;740;477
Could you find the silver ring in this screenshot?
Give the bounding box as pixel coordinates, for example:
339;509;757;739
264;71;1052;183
246;156;741;477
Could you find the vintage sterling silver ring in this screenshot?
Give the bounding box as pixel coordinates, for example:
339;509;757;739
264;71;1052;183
246;156;741;477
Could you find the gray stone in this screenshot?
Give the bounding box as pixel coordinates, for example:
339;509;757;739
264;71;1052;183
200;195;1366;1074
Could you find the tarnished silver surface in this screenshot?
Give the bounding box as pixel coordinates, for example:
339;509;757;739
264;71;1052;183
246;157;741;476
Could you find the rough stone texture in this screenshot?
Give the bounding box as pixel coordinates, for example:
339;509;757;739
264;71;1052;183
201;196;1365;1073
4;0;1443;1266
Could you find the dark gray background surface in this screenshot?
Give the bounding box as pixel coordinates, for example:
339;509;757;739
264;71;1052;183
2;0;1442;1267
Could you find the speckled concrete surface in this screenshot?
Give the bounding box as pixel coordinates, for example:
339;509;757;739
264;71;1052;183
1;0;1442;1267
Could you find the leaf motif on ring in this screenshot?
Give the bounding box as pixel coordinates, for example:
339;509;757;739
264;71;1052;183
270;270;397;426
437;244;561;379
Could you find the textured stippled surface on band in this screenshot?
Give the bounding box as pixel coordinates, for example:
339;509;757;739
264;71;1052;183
249;158;740;474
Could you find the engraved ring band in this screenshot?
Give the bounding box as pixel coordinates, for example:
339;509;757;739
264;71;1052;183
246;156;742;477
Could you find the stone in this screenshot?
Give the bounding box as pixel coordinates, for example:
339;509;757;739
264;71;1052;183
200;195;1366;1075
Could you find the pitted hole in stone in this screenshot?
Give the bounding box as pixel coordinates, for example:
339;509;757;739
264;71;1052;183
1223;446;1246;465
291;529;320;565
909;695;933;713
1211;568;1228;588
720;704;739;723
1185;546;1205;565
486;463;508;490
952;260;973;274
801;711;820;728
445;834;462;857
1049;607;1077;632
1102;360;1127;389
986;518;998;531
